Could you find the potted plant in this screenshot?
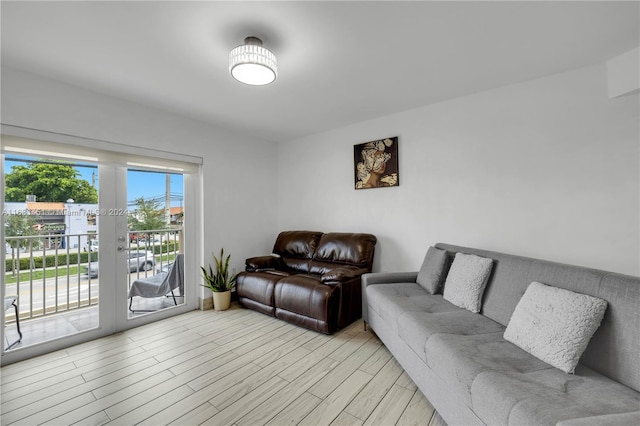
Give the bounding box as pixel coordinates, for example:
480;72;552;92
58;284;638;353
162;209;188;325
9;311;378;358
201;248;238;311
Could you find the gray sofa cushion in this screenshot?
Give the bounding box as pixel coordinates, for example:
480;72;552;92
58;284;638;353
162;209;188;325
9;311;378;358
416;246;449;294
397;308;504;362
557;411;640;426
366;283;457;335
424;332;551;407
472;366;640;426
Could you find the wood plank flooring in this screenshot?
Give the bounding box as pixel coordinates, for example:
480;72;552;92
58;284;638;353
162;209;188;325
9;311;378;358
1;305;446;426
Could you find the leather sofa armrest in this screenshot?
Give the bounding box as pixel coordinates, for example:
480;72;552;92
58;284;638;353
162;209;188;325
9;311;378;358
361;271;419;287
321;266;367;283
245;255;282;272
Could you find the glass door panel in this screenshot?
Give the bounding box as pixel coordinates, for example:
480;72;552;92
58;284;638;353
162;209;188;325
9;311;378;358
124;169;185;318
2;154;101;349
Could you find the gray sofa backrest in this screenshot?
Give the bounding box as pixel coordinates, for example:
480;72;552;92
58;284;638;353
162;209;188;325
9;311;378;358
435;243;640;393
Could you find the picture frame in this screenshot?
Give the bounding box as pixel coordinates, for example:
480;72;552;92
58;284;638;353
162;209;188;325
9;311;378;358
354;136;399;189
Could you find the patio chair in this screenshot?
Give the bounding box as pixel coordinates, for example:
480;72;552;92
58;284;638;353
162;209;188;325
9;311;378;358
128;254;184;313
3;295;22;349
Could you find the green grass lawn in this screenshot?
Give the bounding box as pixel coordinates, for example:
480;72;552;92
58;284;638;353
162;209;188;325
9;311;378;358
4;265;81;284
4;253;178;285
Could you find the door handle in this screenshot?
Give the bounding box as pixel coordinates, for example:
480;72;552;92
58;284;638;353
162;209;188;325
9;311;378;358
117;246;125;252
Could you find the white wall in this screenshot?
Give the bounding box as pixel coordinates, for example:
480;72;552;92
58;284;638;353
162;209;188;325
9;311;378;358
1;66;279;274
277;64;640;276
3;63;638;278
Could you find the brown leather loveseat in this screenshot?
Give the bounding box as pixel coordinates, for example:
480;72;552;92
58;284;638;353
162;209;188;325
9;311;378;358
236;231;377;334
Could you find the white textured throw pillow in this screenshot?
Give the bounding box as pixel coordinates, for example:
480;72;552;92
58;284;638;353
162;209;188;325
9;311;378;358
443;253;493;313
504;281;608;374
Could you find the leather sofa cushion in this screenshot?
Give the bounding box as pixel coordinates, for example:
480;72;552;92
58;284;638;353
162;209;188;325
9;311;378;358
314;233;377;266
306;262;366;281
274;274;340;333
275;309;331;335
273;231;323;259
281;257;312;274
236;271;287;308
319;266;367;283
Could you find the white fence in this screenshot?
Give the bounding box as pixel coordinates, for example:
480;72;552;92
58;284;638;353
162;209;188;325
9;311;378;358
4;229;181;321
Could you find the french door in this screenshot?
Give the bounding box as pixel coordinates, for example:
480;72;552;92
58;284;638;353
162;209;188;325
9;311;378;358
105;164;193;331
1;132;202;365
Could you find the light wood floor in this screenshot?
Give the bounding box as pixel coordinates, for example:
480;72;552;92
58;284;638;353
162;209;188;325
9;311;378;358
1;305;446;426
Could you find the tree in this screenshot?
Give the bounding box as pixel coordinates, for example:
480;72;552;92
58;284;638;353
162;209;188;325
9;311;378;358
5;162;98;203
4;214;39;275
4;214;38;250
128;197;166;232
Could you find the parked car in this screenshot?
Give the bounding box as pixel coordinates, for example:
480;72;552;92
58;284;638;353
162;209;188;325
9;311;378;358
84;240;99;252
156;261;174;274
83;250;156;278
138;236;161;243
4;244;25;254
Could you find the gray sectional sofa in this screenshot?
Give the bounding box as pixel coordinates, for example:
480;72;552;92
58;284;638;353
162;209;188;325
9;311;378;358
362;243;640;426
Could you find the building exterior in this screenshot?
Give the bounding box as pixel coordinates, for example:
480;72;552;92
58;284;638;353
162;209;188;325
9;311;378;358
4;201;182;250
169;207;183;226
4;201;98;249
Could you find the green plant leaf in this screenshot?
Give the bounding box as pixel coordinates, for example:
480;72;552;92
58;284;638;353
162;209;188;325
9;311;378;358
201;248;237;292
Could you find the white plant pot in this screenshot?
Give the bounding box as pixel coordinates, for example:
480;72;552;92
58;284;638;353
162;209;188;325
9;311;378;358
212;291;231;311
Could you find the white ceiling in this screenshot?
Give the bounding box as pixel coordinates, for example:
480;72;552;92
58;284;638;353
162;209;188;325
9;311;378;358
2;1;638;143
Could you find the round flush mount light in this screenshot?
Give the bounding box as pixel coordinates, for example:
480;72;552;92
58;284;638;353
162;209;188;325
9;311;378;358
229;36;277;86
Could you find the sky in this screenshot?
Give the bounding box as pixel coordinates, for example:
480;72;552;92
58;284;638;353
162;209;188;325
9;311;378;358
126;169;184;208
4;157;184;208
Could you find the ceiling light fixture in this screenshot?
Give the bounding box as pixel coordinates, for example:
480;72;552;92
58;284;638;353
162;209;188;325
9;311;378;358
229;36;277;86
